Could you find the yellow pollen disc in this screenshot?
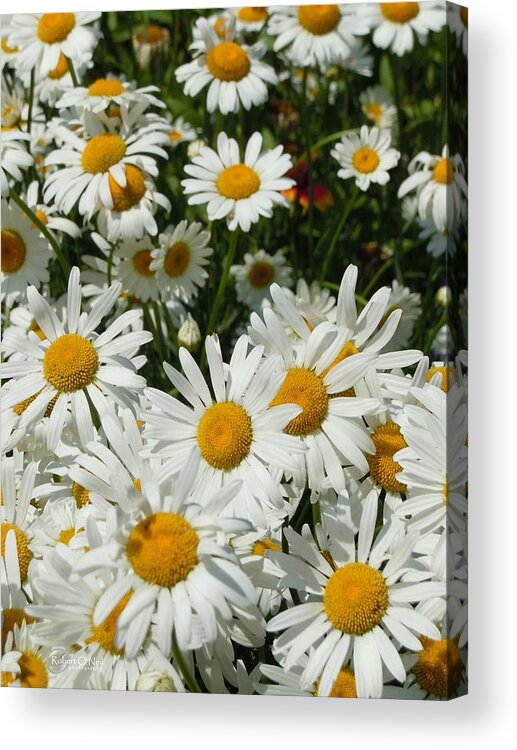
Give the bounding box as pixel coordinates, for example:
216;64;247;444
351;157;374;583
72;482;90;508
132;249;154;278
48;53;69;80
108;105;122;119
1;524;32;580
139;24;166;44
426;365;456;392
252;538;281;557
319;340;359;382
35;208;48;226
270;368;329;437
433;157;454;185
413;636;463;698
442;481;448;507
37;13;76;44
213;18;228;39
366;422;407;493
169;131;182;142
133;478;142;492
43;334;98;393
164;241;191;278
1;230;26;273
1;651;48;688
1;37;19;54
58;526;81;545
13;391;58;418
380;3;420;23
88;78;126;98
324;562;388;635
315;667;357;698
352;147;380;174
1;608;35;649
237;7;269;23
460;6;468;28
127;512;199;588
366;103;383;124
108;164;146;212
298;5;341;35
81;133;127;175
85;591;132;656
197;402;253;471
217;164;260;200
248;262;276;289
206;41;251;82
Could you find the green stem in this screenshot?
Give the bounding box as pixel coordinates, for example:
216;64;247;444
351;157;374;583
65;56;79;87
205;229;238;336
302;128;359;159
425;310;447;355
319;185;358;282
172;632;202;693
300;67;314;261
26;69;35;133
152;300;167;361
9;188;69;280
107;244;115;286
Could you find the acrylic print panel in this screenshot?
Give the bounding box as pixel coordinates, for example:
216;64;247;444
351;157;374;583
0;2;467;699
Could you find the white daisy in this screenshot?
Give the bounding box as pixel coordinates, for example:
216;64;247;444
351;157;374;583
383;279;422;351
25;181;81;240
417;215;460;257
165;115;198;149
231;249;293;310
113;238;160;303
1;199;51;306
257;651;358;697
0;454;38;583
56;74;164;114
267;492;445;698
360;85;397;130
182;131;294;232
1;533;34;649
233;7;270;32
132;23;170;70
0;128;33;197
2;622;56;688
35;51;93;107
0;267;152;451
150;220;213;303
176;18;277;115
29;496;90;558
365;2;445;57
398;145;468;232
331;125;400;191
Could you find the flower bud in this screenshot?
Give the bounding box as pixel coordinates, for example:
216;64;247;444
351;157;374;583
135;670;176;692
177;313;201;352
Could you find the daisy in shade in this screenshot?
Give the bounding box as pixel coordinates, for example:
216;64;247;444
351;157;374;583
43;109;168;220
233;7;270;32
1;537;35;650
360;86;397;131
1;199;51;306
182;131;294;232
29;496;91;558
142;334;306;525
267;492;445;698
0;129;33;197
0;267;152;451
231;250;293;310
2;622;57;688
1;454;38;584
57;74;164;114
331;125;400;191
25;181;81;240
115;238;160;302
175;18;277;115
398;145;468;232
35;51;93;108
365;2;445;57
73;467;257;658
6;12;101;76
257;651;358;697
231;528;286;617
267;5;370;69
150;220;213;303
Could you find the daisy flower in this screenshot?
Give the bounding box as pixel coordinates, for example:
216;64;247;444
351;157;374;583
2;622;56;688
177;314;202;352
6;12;101;76
267;492;445;698
365;2;445;57
233;7;270;32
231;528;285;617
142;334;306;525
57;74;164;114
114;238;160;303
257;652;358;697
176;18;277;115
43;109;168;220
35;51;93;108
25;181;81;240
1;454;38;583
360;85;397;130
182;131;294;232
74;469;257;658
267;5;370;69
0;128;33;197
165;115;198;149
1;18;20;72
150;220;213;303
382;279;422;351
417;215;460;257
1;199;51;306
0;267;152;451
398;144;468;232
132;23;170;70
1;532;35;649
231;250;293;310
331;125;400;191
29;496;90;558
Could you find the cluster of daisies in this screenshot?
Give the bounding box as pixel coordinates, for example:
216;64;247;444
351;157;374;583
1;6;467;699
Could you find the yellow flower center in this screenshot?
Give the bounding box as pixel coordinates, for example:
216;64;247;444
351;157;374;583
81;133;127;175
2;651;48;688
413;637;463;698
365;103;383;125
248;261;275;289
108;164;146;212
426;365;457;392
298;5;341;35
43;333;99;393
367;422;407;493
324;562;388;635
270;368;329;436
72;482;90;508
352;147;380;174
1;230;26;273
315;667;357;698
433;157;454;185
1;37;19;54
48;52;69;79
2;104;22;129
132;249;155;277
197;402;253;471
319;340;359;382
460;6;468;28
1;608;35;649
217;164;260;200
252;538;281;557
35;208;48;226
37;13;76;44
237;7;269;23
1;524;32;580
442;481;448;507
206;41;251;82
127;512;199;588
138;24;167;44
169;131;182;143
133;478;142;492
164;241;191;278
85;591;133;655
88;78;126;97
380;3;420;23
13;391;57;417
58;526;82;545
